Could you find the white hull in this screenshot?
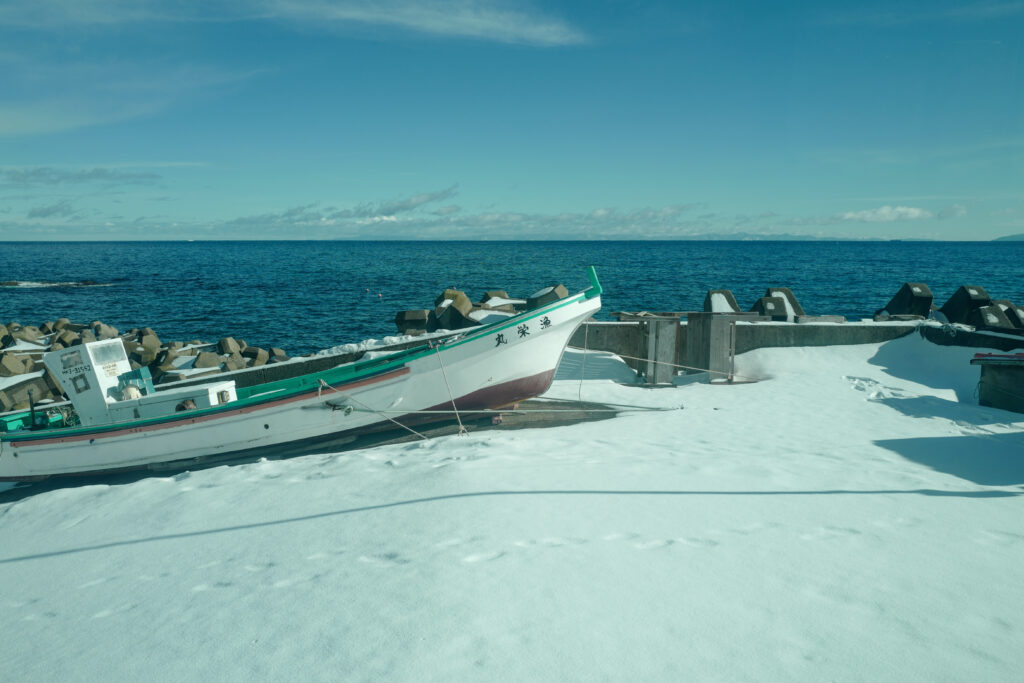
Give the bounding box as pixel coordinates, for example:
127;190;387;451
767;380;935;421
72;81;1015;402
0;288;600;480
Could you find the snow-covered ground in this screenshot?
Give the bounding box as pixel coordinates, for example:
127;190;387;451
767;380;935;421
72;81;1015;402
1;332;1022;681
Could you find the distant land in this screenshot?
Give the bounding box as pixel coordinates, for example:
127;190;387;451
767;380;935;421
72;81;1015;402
994;234;1024;241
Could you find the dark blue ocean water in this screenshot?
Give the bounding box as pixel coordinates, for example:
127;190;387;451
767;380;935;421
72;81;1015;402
2;241;1022;355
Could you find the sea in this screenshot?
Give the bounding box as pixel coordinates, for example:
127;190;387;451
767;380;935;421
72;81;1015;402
2;240;1022;355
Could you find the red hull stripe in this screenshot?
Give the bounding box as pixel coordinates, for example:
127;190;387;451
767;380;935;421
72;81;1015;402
9;366;410;448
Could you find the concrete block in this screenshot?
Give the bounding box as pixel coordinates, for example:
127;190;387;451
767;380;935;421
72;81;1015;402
750;296;789;321
395;309;431;333
764;287;806;320
704;290;741;313
527;284;569;310
433;289;472;315
194;351;223;369
480;290;509;302
241;346;270;366
155;348;180;366
55;330;79;348
940;285;991;324
434;292;475;329
218;337;241;355
150;363;178;384
879;282;933;318
136;333;162;365
11;325;41;344
0;354;21;376
968;305;1017;332
91;321;119;340
223;353;246;372
54;318;71;331
0;353;32;377
992;300;1024;329
0;375;57;411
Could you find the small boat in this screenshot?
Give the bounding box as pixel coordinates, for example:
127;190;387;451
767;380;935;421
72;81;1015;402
0;268;603;481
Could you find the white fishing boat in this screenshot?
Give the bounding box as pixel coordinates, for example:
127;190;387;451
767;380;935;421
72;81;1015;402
0;268;603;481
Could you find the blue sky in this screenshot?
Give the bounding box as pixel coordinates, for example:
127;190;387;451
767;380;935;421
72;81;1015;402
0;0;1021;240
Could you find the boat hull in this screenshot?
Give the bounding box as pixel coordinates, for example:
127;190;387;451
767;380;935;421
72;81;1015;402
0;288;600;480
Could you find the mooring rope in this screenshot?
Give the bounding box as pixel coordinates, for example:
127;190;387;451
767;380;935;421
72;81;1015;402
433;345;468;435
317;379;430;441
584;349;758;383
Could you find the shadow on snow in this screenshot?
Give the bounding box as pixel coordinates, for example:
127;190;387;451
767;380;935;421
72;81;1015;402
875;431;1024;486
1;487;1019;565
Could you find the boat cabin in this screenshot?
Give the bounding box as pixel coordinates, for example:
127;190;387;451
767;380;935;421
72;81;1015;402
42;338;238;427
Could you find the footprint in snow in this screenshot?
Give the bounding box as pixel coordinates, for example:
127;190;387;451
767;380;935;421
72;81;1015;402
679;536;720;547
799;526;862;541
844;376;910;400
513;537;585;548
462;551;506;563
977;529;1024;546
358;552;410;567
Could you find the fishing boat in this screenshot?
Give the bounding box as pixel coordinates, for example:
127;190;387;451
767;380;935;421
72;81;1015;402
0;268;603;481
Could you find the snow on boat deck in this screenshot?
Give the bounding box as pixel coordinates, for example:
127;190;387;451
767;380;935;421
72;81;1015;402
1;333;1022;681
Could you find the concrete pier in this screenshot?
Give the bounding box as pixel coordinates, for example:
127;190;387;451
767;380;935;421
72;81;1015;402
569;318;925;380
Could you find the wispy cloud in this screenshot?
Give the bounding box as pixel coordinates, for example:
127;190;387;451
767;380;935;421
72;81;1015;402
367;185;459;217
263;0;587;46
0;49;264;136
0;0;587;46
838;206;935;223
216;197;715;239
0;166;161;187
26;200;78;218
0;185;977;240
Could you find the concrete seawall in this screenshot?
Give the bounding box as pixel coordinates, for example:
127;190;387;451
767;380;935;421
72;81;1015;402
569;319;924;373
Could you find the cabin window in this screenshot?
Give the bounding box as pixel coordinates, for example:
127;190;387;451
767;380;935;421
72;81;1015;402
72;374;91;393
61;350;83;371
91;342;128;365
